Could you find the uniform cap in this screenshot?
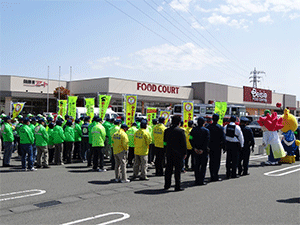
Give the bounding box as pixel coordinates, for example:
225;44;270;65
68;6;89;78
121;124;128;129
23;117;30;124
230;116;236;122
240;117;249;122
158;117;165;123
3;116;11;122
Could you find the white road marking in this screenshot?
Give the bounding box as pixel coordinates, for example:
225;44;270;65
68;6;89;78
0;189;46;202
264;165;300;176
219;154;268;166
61;212;130;225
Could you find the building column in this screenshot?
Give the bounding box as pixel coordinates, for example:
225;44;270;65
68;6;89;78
5;97;12;116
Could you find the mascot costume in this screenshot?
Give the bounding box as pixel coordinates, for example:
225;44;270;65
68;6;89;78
258;112;286;165
279;108;300;164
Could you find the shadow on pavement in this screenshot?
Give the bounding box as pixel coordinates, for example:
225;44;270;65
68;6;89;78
65;166;90;169
88;180;111;185
134;188;171;195
68;169;94;173
277;197;300;204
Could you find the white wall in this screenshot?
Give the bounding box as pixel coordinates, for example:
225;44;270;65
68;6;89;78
227;86;243;103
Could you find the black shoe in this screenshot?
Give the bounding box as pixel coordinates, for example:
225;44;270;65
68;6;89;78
164;186;170;190
3;164;12;167
242;172;250;176
199;182;207;186
43;165;50;169
140;177;149;181
36;165;42;168
231;175;240;178
174;188;184;192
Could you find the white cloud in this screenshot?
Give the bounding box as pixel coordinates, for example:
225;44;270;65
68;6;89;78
190;17;205;29
157;6;164;12
289;13;300;20
207;13;230;25
90;43;225;71
258;14;273;23
169;0;194;12
88;56;119;70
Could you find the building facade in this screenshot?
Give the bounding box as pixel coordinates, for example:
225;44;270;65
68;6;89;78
1;75;299;116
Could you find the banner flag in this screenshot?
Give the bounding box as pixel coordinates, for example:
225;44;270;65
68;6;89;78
68;96;78;119
125;95;137;127
11;102;25;119
99;95;112;120
85;98;95;121
214;102;227;126
182;101;194;128
146;107;157;126
159;110;171;126
57;100;67;118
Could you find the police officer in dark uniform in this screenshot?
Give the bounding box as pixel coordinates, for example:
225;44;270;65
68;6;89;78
189;117;210;185
81;117;90;162
224;116;244;179
295;126;300;161
206;114;226;182
238;117;255;176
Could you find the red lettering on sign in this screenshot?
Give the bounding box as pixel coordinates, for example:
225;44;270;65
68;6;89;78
152;84;157;92
137;82;142;90
137;82;179;94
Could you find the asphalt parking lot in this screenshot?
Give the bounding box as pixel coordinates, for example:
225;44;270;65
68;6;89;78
1;138;299;225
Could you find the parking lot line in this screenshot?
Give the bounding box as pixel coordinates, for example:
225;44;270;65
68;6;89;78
0;189;46;202
61;212;130;225
264;165;300;176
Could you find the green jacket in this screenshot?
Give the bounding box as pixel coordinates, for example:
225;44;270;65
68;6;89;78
47;128;55;146
19;124;34;144
64;125;75;142
103;121;113;137
91;123;106;147
126;126;138;147
88;121;97;144
15;123;23;137
110;125;120;147
74;123;82;142
1;122;14;142
52;125;65;144
34;124;49;146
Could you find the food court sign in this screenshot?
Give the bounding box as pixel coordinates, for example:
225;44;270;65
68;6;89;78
243;86;272;104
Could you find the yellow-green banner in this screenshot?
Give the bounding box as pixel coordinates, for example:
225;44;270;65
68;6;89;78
11;102;25;119
58;100;67;118
85;98;95;121
99;95;112;120
159;110;171;126
146;108;157;126
183;101;194;128
68;96;77;119
125;95;137;127
214;102;227;126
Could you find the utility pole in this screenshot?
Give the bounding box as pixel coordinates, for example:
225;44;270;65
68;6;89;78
249;67;265;88
58;66;61;100
47;66;50;112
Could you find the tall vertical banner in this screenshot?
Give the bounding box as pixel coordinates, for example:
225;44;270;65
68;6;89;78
159;110;171;126
146;107;157;126
99;95;112;120
85;98;95;121
68;96;78;119
11;102;25;119
57;100;67;118
183;101;194;128
214;102;227;126
125;95;137;127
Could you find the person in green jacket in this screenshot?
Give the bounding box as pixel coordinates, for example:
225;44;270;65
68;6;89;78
47;122;55;165
102;118;114;160
126;122;138;167
109;120;121;170
34;118;50;168
73;119;82;161
1;116;14;167
53;120;65;165
87;117;97;167
19;117;35;171
64;120;75;164
91;117;106;172
30;117;37;164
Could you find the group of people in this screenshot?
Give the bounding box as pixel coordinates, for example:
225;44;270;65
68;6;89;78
1;110;259;192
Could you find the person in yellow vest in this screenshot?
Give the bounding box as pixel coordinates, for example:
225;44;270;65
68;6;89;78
153;117;166;176
112;124;130;183
131;120;152;181
185;120;194;171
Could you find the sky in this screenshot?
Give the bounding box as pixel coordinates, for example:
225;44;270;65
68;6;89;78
1;0;299;100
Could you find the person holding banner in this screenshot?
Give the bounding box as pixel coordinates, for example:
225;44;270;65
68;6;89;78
153;117;166;176
206;114;226;182
185;120;194;171
91;117;106;172
2;116;14;167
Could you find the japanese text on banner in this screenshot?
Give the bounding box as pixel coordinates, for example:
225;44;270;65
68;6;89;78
146;108;157;126
183;101;194;128
85;98;95;121
159;110;171;126
58;100;67;118
125;95;137;127
99;95;111;120
214;102;227;126
68;96;77;119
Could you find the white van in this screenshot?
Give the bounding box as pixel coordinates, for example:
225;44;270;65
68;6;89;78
76;107;118;121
